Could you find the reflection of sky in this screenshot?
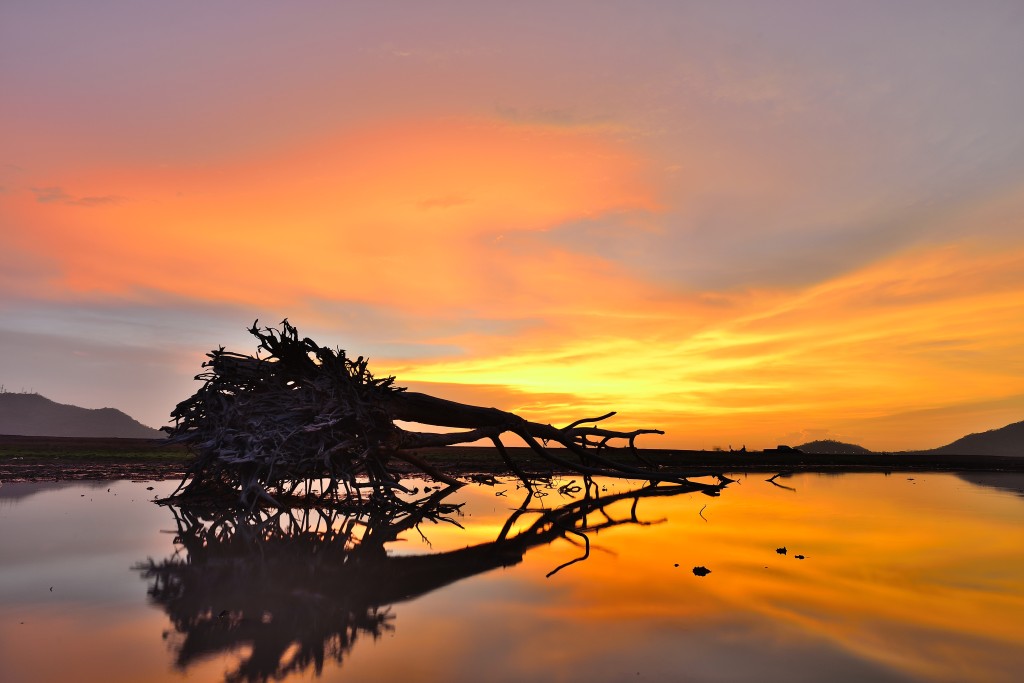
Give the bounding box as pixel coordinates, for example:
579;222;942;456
0;480;108;505
1;2;1024;450
0;474;1022;682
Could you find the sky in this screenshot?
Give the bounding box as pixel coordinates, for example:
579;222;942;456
1;0;1023;451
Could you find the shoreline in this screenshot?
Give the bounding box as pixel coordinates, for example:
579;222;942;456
1;434;1021;483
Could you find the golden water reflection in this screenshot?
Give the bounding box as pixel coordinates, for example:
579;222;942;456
135;480;721;682
0;473;1021;682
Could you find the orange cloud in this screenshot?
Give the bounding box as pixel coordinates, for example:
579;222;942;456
8;118;656;314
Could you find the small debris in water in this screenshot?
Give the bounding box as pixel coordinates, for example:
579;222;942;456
692;566;711;577
674;563;679;567
776;547;787;555
146;486;154;490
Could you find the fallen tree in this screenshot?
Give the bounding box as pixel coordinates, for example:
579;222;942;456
164;320;718;507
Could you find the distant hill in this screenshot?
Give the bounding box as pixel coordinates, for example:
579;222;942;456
0;392;164;439
797;439;872;455
926;421;1023;457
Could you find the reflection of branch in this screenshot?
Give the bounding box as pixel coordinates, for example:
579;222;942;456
137;477;730;682
766;471;797;491
547;529;590;577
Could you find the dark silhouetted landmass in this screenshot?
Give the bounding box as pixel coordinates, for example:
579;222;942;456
922;420;1024;457
797;439;872;455
1;436;1022;484
0;392;164;438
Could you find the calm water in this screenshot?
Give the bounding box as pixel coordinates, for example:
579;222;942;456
0;473;1022;683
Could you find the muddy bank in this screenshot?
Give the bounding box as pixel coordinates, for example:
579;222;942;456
0;435;187;482
1;435;1021;482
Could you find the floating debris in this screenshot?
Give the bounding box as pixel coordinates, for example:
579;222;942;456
692;566;711;577
776;547;787;555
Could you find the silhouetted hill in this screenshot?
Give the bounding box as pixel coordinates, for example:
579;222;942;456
797;439;872;455
926;421;1023;457
0;392;164;439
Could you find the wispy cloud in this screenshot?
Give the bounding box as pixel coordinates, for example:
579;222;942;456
31;186;124;207
494;104;619;131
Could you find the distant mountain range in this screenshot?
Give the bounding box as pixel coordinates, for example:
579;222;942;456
0;392;164;439
920;420;1023;457
796;439;872;455
797;421;1023;457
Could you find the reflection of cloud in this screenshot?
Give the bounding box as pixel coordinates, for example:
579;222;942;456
31;186;124;206
696;473;1024;683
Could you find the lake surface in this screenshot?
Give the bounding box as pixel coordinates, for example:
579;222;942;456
0;472;1022;683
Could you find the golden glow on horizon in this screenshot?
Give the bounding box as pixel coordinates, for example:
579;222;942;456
394;239;1024;450
381;475;1024;683
599;476;1017;680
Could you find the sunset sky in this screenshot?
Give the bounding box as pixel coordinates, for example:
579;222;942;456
2;1;1022;450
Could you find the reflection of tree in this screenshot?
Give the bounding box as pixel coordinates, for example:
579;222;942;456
136;478;728;682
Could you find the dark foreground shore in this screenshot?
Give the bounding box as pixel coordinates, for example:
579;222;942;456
0;434;1021;483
